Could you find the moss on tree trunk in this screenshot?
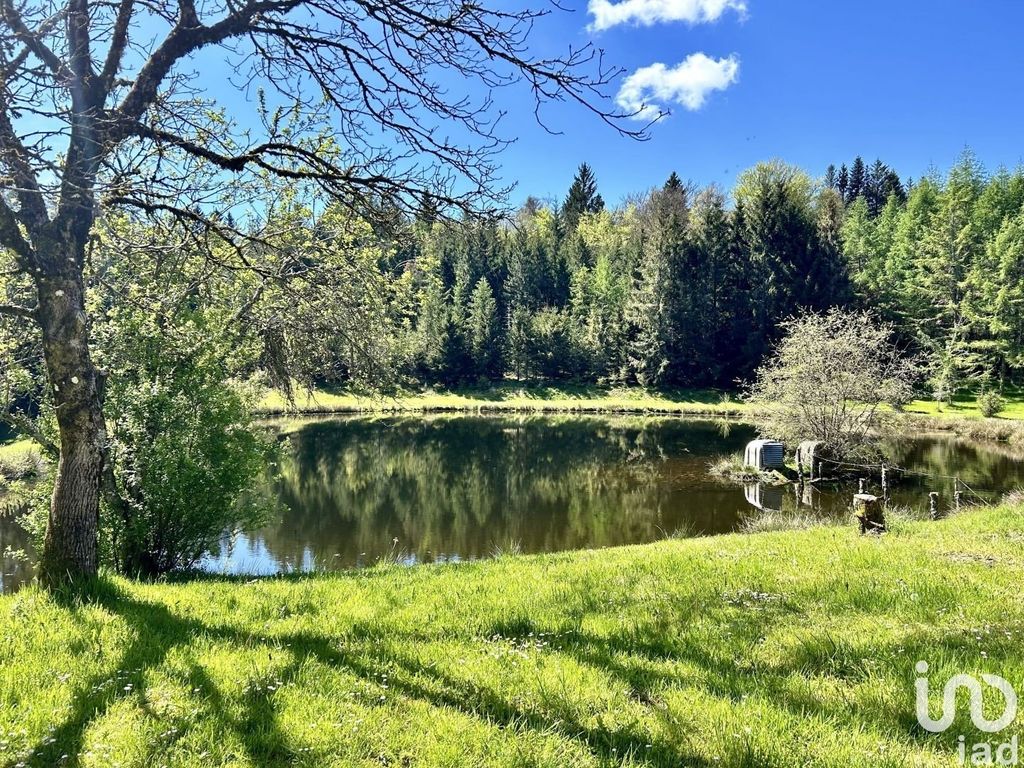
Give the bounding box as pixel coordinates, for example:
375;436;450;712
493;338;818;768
36;270;106;585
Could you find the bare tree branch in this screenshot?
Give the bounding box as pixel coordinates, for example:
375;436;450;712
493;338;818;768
0;302;35;319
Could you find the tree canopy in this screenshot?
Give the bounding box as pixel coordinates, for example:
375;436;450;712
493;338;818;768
0;0;640;584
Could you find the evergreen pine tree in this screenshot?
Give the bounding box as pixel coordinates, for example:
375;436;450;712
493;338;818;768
561;163;605;232
837;164;850;200
882;169;907;206
467;277;500;378
824;164;837;189
847;156;866;203
505;304;533;380
865;159;889;216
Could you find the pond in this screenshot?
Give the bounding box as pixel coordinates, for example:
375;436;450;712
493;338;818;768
3;414;1024;592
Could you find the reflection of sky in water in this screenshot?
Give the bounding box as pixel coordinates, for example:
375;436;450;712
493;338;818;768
199;532;316;577
5;415;1024;591
199;530;466;577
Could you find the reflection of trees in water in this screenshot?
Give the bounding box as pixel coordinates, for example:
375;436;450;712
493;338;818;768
219;417;1024;577
0;515;34;593
260;416;758;571
881;436;1024;501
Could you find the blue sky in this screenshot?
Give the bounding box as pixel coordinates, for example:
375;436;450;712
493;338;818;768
488;0;1024;206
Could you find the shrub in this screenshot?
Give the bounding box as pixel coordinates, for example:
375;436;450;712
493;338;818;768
97;307;276;577
979;390;1006;418
708;455;775;483
104;370;274;576
746;309;918;459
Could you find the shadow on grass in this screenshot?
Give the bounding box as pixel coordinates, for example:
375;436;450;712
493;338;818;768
30;579;713;767
27;575;1008;767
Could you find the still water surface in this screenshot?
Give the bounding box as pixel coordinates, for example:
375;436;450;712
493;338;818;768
201;415;1024;576
3;415;1024;591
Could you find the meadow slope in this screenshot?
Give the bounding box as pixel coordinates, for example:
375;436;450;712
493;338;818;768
2;504;1023;767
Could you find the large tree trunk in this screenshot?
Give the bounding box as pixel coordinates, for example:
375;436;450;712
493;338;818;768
35;268;106;586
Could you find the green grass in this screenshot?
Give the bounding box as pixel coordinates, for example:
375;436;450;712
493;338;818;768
3;504;1023;767
0;438;37;462
0;438;45;484
258;384;748;417
259;382;1024;424
905;385;1024;420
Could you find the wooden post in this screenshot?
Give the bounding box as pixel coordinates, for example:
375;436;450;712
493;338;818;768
954;477;962;513
854;493;885;534
929;491;940;520
859;478;866;494
880;465;889;507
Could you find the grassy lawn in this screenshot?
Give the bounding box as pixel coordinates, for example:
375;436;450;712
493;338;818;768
259;384;748;417
905;386;1024;420
258;382;1024;423
0;438;37;462
2;504;1023;767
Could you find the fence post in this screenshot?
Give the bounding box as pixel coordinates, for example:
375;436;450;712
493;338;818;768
929;491;940;520
881;465;889;507
854;493;885;534
954;477;962;513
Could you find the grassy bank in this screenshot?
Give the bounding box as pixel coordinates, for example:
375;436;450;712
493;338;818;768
3;504;1023;767
904;385;1024;420
257;383;1024;451
257;382;1024;422
257;384;749;417
0;439;44;518
0;438;40;475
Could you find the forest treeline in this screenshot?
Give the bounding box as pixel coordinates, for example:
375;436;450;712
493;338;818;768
5;149;1022;575
326;150;1024;397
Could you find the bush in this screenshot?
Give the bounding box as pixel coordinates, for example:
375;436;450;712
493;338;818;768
979;390;1006;418
708;455;775;483
746;309;918;459
105;370;274;576
97;308;276;577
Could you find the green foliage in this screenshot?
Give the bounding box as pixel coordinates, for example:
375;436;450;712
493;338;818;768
528;308;576;379
835;151;1024;399
97;302;275;576
467;277;500;378
979;389;1006;418
748;309;918;457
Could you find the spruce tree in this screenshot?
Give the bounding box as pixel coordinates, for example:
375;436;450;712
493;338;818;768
991;212;1024;373
562;163;605;232
621;181;688;385
824;164;837;190
468;277;500;378
882;169;907;206
505;304;533;380
847;157;866;203
865;159;889;216
683;187;741;385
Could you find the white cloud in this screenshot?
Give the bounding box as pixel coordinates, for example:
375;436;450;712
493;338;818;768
616;53;740;119
588;0;745;32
